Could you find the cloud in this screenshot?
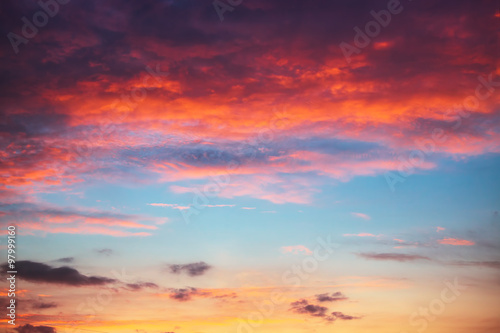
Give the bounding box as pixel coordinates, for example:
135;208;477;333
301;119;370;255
167;287;207;302
125;282;159;291
14;324;57;333
156;287;237;302
438;238;475;246
0;261;116;286
96;248;113;256
54;257;74;263
449;261;500;269
148;203;190;210
357;253;431;262
0;0;498;208
0;204;163;237
351;212;371;220
280;245;313;255
31;302;58;309
343;233;380;237
329;312;360;321
169;262;212;276
315;292;348;302
290;299;328;317
436;227;445;232
290;298;360;323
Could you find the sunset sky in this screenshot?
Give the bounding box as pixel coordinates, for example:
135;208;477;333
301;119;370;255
0;0;499;332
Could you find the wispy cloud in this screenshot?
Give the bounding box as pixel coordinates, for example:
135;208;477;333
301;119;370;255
280;245;313;255
148;203;190;210
343;233;380;237
351;212;371;220
357;253;431;262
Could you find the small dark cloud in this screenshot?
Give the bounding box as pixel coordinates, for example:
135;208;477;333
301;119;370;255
96;248;113;256
14;324;57;333
315;291;348;302
290;295;360;323
55;257;74;263
169;261;211;276
328;311;360;321
357;252;431;262
0;261;115;286
290;299;328;317
32;301;58;309
125;282;159;291
167;287;201;302
212;292;238;299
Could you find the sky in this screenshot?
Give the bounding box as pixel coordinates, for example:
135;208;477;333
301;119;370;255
0;0;499;332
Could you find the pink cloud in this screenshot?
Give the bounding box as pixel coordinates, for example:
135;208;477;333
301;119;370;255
343;233;380;237
438;238;475;246
351;212;371;220
280;245;313;255
436;227;445;232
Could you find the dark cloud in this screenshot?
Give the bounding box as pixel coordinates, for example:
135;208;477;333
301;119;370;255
32;301;58;310
14;324;57;333
315;291;348;302
55;257;74;263
329;311;360;321
169;261;212;276
290;299;328;317
290;293;360;323
96;248;114;256
167;287;205;302
357;252;431;262
0;261;115;286
125;282;159;291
